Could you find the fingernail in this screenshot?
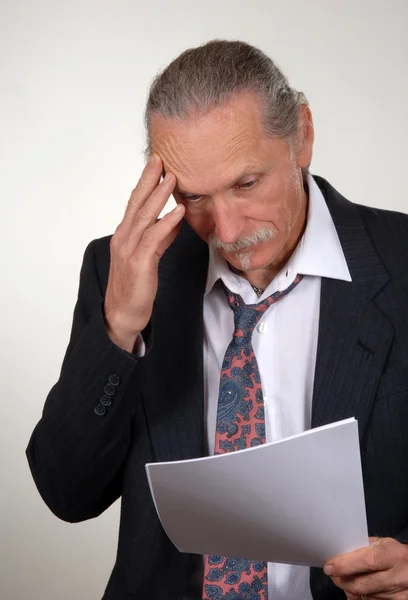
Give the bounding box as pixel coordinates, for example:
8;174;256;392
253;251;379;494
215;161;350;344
148;154;156;165
323;563;333;576
164;172;172;182
174;204;183;213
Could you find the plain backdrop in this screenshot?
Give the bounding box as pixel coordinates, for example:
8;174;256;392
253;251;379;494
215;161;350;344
1;1;408;598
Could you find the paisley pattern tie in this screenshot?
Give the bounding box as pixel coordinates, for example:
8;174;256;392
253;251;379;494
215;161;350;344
202;274;304;600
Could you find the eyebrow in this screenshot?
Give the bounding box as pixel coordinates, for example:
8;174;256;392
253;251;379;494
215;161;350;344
172;166;262;196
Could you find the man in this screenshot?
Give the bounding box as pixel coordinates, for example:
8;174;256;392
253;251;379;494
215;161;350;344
27;40;408;600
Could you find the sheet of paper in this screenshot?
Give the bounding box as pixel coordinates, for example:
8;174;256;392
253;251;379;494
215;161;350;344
146;418;368;567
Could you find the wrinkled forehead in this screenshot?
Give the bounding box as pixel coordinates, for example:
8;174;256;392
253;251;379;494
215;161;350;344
149;93;270;193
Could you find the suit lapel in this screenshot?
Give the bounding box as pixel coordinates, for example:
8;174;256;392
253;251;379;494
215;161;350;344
311;177;394;441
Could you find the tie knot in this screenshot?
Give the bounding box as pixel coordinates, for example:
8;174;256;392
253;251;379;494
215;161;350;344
222;274;304;336
223;288;269;336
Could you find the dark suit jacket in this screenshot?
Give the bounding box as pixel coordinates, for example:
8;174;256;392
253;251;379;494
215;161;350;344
27;176;408;599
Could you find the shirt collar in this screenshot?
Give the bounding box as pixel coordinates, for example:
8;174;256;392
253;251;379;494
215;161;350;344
204;173;352;296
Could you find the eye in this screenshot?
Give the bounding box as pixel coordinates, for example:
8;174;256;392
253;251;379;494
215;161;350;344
237;180;256;190
181;194;202;203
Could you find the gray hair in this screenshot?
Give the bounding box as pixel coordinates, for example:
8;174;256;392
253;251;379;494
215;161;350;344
144;39;310;177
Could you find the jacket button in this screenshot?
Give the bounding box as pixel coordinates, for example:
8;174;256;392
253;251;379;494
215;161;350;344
94;404;107;416
100;394;112;407
108;374;120;386
104;383;116;396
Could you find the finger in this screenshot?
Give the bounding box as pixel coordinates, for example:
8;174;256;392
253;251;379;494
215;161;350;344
324;541;394;578
121;153;164;229
136;203;185;262
155;213;185;258
127;173;177;247
332;570;397;598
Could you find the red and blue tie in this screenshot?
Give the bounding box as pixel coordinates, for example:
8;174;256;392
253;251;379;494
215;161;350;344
202;274;304;600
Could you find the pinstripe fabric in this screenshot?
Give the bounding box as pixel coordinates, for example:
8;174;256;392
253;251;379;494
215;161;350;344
26;176;408;600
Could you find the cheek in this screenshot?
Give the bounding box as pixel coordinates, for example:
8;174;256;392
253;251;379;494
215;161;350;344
258;175;297;231
251;184;290;231
173;196;210;239
182;206;213;241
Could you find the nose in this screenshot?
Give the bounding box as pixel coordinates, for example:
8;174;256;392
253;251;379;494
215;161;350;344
211;197;245;244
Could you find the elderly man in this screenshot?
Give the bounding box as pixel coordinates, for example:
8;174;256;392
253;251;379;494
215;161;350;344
27;40;408;600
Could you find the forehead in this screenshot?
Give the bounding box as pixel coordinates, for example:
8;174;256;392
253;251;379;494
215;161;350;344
150;92;273;193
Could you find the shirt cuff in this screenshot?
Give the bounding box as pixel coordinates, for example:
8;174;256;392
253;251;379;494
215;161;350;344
132;333;146;357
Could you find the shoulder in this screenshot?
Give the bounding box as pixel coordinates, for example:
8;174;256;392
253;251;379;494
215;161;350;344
81;234;111;293
355;203;408;279
353;197;408;267
314;175;408;275
354;202;408;238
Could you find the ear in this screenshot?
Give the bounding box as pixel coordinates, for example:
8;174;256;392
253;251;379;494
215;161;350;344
296;105;314;169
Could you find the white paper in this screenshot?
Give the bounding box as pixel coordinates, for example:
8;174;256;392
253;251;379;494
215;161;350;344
145;418;368;567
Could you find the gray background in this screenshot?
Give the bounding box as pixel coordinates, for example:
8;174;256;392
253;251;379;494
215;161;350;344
1;0;408;598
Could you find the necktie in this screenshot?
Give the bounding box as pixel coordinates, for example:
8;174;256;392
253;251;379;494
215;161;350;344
202;274;304;600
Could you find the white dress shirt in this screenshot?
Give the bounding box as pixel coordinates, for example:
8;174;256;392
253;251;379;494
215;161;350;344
197;174;352;600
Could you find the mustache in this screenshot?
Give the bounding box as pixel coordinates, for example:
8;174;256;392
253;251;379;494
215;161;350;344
208;226;277;252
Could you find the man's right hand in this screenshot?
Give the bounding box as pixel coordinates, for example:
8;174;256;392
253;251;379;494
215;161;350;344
104;153;185;353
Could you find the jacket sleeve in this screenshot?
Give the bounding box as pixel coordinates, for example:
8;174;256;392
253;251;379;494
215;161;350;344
396;529;408;544
26;238;146;522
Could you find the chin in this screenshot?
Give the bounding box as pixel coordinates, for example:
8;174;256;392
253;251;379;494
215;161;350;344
235;252;253;271
221;250;260;272
233;244;276;270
